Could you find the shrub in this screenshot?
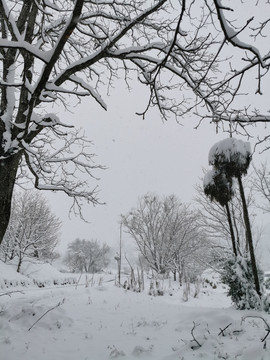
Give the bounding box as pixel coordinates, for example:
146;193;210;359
221;256;267;310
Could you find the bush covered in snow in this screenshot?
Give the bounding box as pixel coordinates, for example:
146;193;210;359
221;256;268;311
201;269;222;289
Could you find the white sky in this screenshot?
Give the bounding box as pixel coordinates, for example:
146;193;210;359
43;80;270;268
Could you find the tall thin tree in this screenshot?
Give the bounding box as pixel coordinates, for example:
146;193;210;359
209;138;261;297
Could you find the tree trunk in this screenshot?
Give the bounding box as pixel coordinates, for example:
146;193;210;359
0;153;21;245
178;270;183;286
237;175;261;297
17;252;23;273
231;205;242;256
225;203;237;256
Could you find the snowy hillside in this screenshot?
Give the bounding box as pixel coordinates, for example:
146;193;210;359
0;261;78;289
0;262;270;360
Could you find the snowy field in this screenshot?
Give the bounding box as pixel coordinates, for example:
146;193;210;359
1;262;270;360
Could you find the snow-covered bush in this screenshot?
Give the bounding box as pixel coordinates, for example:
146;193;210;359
221;256;268;311
202;269;222;289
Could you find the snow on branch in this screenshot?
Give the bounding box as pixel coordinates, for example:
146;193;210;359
42;82;91;98
69;75;107;110
22;128;105;217
29;0;85;104
30;113;73;128
0;0;21;41
1;0;270;237
0;39;51;63
54;0;168;86
214;0;264;66
35;0;61;12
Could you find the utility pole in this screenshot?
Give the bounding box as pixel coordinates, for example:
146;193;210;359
115;221;122;286
118;221;122;285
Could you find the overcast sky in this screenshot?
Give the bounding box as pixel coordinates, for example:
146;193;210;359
42;79;270;268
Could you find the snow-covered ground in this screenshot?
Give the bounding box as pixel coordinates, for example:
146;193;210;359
1;262;270;360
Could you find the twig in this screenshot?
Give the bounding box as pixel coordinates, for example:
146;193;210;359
28;299;65;331
262;329;270;343
191;321;201;349
75;272;83;290
243;316;270;342
0;290;24;297
218;323;232;336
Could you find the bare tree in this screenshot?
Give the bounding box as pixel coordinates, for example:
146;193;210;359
64;238;110;273
253;162;270;213
121;194;172;275
163;201;208;283
0;190;61;272
121;193;206;279
1;1;270;245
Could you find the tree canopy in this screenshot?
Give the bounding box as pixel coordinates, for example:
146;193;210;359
64;238;110;273
1;0;270;244
0;190;61;272
121;193;207;279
